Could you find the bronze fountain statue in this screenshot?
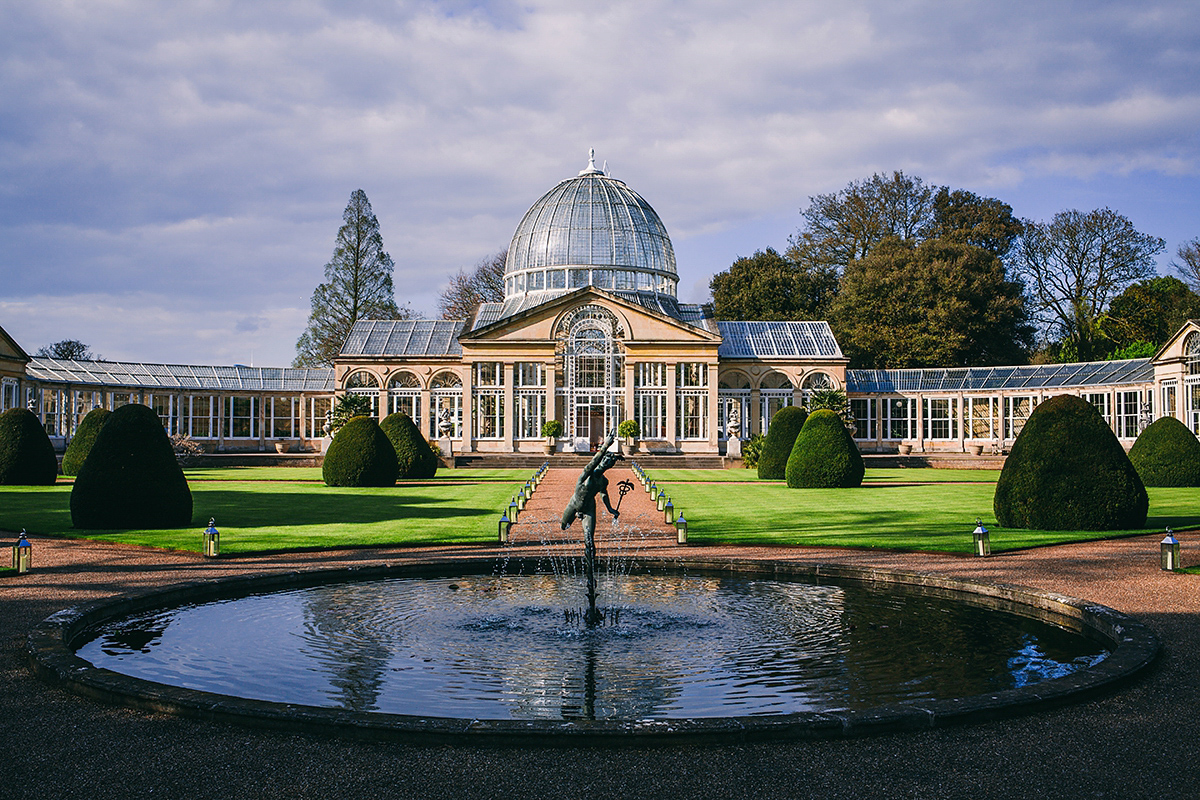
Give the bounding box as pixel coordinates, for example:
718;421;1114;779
561;427;624;625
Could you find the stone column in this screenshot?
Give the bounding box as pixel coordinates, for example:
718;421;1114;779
666;361;678;452
503;362;515;452
461;366;474;453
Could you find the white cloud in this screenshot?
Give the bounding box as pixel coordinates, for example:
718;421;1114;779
1;0;1199;362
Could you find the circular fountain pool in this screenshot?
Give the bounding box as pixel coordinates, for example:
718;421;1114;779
30;559;1158;743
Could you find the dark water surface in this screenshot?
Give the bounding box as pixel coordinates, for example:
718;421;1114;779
75;573;1108;720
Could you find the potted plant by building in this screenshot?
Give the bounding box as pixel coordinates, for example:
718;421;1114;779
617;419;640;454
541;419;563;455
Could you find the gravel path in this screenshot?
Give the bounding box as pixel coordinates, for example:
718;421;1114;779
3;470;1199;799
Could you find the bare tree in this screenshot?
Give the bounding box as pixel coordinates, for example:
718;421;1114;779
1015;208;1165;362
1172;237;1200;292
437;250;507;320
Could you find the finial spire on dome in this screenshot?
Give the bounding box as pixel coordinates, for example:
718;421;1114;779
578;148;604;176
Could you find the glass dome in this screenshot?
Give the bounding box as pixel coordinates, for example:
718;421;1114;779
505;152;678;299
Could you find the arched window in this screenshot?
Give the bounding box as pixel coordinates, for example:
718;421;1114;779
558;305;625;446
759;372;794;435
388;372;421;420
718;372;751;440
430;371;462;390
801;372;835;393
388;371;420;389
344;371;380;389
1186;333;1200;375
718;372;751;390
759;372;793;390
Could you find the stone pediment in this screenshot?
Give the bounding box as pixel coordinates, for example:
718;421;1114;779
0;324;31;367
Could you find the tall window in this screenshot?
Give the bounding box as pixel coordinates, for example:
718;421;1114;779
150;394;175;434
676;362;708;440
1004;396;1038;439
885;398;916;439
967;397;998;439
635;363;667;439
269;397;298;438
307;396;332;439
1163;381;1177;420
1;379;18;412
850;398;876;440
1085;393;1111;427
759;372;793;435
718;372;751;440
1116;391;1140;438
187;396;215;438
922;398;958;440
430;371;463;439
227;396;257;438
514;363;546;439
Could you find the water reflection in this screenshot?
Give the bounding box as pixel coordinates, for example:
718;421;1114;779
76;573;1110;720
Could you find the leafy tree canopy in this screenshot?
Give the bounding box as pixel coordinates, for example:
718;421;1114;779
830;236;1032;368
438;250;507;320
1099;276;1200;356
929;188;1023;257
1015;207;1165;362
295;189;410;367
710;248;838;321
35;339;98;360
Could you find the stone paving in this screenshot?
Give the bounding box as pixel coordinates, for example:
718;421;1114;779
2;469;1200;799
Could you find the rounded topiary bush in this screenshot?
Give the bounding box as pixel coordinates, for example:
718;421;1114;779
380;412;438;479
757;406;808;480
785;409;865;488
994;394;1147;531
70;403;192;529
0;408;58;485
1128;415;1200;487
62;407;111;476
323;416;398;487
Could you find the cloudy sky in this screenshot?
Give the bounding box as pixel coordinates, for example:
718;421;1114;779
2;0;1198;366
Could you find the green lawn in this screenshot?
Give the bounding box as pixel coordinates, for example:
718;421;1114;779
3;466;1193;557
643;468;1003;484
0;475;527;555
644;469;1198;553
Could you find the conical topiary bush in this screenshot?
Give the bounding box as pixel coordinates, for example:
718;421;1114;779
0;407;58;485
757;406;808;480
380;412;438;479
70;403;192;529
994;394;1147;531
1129;415;1200;487
785;409;865;488
62;407;111;476
322;416;398;487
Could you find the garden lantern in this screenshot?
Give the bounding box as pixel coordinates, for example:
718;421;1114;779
656;491;667;512
1161;528;1181;571
498;514;511;544
973;518;990;557
647;480;655;495
508;498;519;524
675;513;688;545
525;482;533;499
12;530;31;574
664;498;675;525
202;518;220;558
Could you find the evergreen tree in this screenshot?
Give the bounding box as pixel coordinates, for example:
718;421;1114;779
710;248;838;321
295;190;410;367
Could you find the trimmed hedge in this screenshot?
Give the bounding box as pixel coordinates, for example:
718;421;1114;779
0;408;58;485
1129;415;1200;487
70;403;193;529
994;394;1147;531
380;412;438;479
62;407;111;476
323;416;398;487
785;409;865;488
757;406;808;480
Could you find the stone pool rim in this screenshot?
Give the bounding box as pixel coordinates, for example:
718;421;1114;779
27;557;1160;746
